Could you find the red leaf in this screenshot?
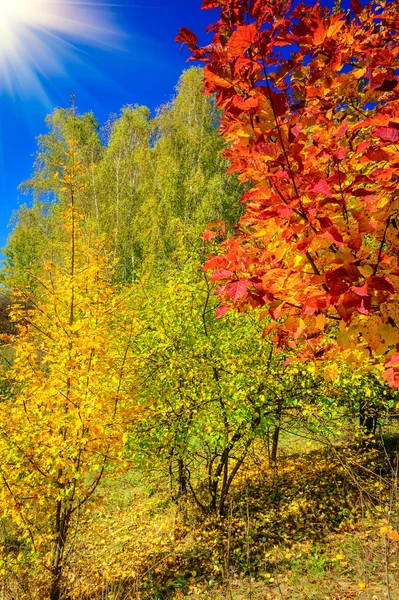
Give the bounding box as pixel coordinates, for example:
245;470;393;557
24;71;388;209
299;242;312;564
232;95;259;110
209;268;233;282
306;178;332;196
267;89;287;118
203;230;217;242
201;0;221;8
367;276;395;294
386;353;399;368
302;295;328;315
241;187;271;204
373;127;399;143
284;316;306;340
175;27;198;48
269;300;284;319
372;51;394;68
332;148;349;163
293;319;306;340
216;304;230;318
290;124;301;138
296;239;312;254
354;139;371;155
350;0;362;15
318;217;333;229
366;148;390;162
262;322;279;338
309;16;327;46
384;367;399;388
348;232;362;251
225;280;250;302
356;296;371;315
370;73;398;92
203;255;227;270
351;283;369;297
351;188;373;196
256;141;280;160
326;266;358;296
227;24;257;58
204;64;232;90
325;227;344;248
337;291;371;320
335;120;348;138
276;204;293;218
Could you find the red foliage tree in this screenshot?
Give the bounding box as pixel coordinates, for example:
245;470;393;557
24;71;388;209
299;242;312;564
177;0;399;386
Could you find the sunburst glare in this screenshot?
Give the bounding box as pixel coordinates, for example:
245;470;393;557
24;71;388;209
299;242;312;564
0;0;121;100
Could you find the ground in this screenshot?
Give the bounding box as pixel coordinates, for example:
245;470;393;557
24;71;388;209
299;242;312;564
51;430;399;600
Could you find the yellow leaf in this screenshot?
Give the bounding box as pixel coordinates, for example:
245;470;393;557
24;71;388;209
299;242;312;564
327;19;344;38
315;314;326;331
324;363;339;381
389;529;399;542
381;526;399;541
353;66;368;78
292;253;305;268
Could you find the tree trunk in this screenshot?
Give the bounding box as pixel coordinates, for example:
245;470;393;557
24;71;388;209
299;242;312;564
177;457;187;498
270;398;284;467
49;568;62;600
270;424;280;466
359;400;378;437
49;504;71;600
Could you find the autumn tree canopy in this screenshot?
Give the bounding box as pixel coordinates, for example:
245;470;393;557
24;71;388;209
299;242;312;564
177;0;399;386
0;142;138;600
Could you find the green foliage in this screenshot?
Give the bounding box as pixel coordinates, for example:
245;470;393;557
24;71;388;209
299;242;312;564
0;202;63;294
20;108;102;203
95;104;152;280
138;67;243;272
130;252;341;515
3;68;243;289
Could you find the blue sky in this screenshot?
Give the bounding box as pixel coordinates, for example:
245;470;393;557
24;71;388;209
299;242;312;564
0;0;216;251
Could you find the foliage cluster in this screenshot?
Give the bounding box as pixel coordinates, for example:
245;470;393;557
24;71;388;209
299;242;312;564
1;68;243;290
177;0;399;386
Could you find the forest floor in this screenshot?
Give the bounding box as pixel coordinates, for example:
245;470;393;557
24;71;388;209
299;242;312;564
60;429;399;600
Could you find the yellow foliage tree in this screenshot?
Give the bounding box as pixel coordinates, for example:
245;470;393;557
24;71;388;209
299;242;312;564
0;138;138;599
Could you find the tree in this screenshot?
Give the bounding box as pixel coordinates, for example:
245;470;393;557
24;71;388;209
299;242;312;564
2;107;103;293
0;141;137;600
121;67;244;276
177;0;399;386
20;106;102;214
4;68;244;286
131;251;335;515
0;201;65;295
95;104;152;280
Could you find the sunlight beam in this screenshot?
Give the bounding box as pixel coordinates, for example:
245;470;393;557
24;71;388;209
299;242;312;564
0;0;121;100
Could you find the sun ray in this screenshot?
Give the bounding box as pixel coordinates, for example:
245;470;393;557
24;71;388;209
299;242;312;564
0;0;122;99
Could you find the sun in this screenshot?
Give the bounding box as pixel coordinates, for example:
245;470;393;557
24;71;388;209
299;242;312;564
0;0;39;20
0;0;48;51
0;0;120;99
0;1;68;46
